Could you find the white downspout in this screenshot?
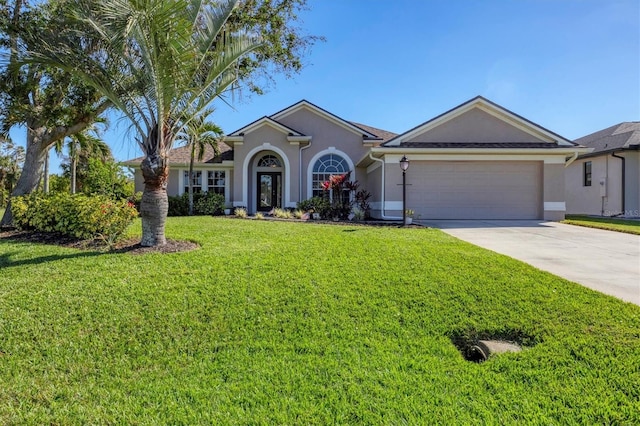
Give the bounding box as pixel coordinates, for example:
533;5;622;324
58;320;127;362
369;153;402;220
565;152;578;167
299;140;312;201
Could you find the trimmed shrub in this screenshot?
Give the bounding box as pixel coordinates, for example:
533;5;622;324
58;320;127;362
297;196;331;218
168;195;189;216
12;193;137;241
168;192;225;216
194;192;225;215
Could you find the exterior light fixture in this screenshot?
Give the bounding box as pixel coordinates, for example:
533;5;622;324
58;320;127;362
400;155;409;226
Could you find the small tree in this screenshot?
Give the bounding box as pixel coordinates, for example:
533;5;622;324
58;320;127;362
81;157;133;200
55;124;111;194
175;109;223;216
0;139;25;207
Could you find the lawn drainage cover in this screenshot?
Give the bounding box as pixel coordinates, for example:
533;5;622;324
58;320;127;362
449;329;535;363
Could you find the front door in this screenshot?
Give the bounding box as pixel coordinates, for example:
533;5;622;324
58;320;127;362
257;172;282;211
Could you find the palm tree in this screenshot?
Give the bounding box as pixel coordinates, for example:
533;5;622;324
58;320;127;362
175;109;223;216
25;0;260;245
54;127;111;194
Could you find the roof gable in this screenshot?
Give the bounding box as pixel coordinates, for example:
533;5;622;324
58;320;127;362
384;96;575;147
270;100;380;140
227;116;305;137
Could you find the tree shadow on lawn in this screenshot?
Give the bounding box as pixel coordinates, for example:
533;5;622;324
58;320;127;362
0;230;199;264
0;250;103;268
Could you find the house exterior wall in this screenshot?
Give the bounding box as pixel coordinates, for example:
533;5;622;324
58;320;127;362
542;161;565;220
276;108;371;200
232;125;298;211
406;108;549;143
625;151;640;217
565;155;623;216
133;169;144;193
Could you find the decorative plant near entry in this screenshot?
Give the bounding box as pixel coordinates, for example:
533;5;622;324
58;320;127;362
319;172;370;220
321;172;353;220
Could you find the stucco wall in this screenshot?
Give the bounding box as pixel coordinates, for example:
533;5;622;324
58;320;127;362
543;162;564;220
565;156;623;216
166;169;180;196
133;169;144;193
406;108;549;143
365;162;383;218
624;151;639;216
277;108;371;200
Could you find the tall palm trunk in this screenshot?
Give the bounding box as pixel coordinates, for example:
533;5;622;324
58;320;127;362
139;152;169;246
188;145;195;216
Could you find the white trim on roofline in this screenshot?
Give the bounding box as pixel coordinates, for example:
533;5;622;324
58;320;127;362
372;147;591;157
271;100;379;139
227;116;305;137
384;97;575;147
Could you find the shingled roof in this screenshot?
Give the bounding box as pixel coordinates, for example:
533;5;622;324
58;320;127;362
575;122;640;156
124;142;233;165
349;122;398;144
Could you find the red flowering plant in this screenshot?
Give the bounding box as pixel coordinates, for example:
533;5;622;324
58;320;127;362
321;171;358;220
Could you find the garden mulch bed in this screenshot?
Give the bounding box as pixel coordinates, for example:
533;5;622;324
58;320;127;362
0;229;198;255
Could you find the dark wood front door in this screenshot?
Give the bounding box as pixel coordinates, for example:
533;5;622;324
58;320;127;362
257;172;282;211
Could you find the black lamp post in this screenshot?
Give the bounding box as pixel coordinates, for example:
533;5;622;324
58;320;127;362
400;155;410;226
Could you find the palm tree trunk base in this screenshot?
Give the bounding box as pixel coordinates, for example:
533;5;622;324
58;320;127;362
140;187;168;246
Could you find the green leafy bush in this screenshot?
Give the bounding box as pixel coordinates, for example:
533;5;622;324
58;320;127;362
168;192;225;216
168;194;189;216
297;196;331;218
194;192;225;215
11;193;137;241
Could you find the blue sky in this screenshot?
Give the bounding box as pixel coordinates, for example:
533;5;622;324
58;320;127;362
16;0;640;172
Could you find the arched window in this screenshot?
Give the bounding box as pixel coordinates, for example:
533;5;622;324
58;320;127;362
312;153;349;198
258;154;282;168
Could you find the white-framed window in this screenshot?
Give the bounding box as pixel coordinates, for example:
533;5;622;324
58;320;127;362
207;170;226;195
312;153;349;198
258;154;282;168
583;161;592;187
184;171;202;193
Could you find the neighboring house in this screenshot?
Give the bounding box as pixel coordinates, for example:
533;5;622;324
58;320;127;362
565;122;640;217
125;96;589;220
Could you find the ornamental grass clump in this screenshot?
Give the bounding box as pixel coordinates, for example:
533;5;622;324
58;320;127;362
11;193;137;242
234;207;248;218
273;208;293;219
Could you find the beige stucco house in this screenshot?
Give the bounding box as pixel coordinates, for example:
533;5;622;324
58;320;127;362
126;96;590;221
565;122;640;217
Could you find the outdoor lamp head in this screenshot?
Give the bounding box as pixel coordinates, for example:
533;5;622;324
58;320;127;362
399;155;410;171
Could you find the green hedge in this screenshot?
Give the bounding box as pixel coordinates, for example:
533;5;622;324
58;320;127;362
168;192;225;216
11;193;138;241
297;196;331;218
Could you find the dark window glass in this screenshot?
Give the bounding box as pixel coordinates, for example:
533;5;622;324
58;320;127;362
584;161;592;187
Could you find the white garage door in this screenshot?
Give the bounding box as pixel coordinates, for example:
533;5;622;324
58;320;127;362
407;161;542;219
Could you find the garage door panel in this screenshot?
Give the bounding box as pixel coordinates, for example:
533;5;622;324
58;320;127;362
407;161;542;220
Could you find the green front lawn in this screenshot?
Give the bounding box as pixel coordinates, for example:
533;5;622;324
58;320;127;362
563;215;640;235
1;217;638;423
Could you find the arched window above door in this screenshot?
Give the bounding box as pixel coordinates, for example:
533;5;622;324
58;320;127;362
257;154;282;168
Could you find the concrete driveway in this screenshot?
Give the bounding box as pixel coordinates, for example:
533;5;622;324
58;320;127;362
423;220;640;306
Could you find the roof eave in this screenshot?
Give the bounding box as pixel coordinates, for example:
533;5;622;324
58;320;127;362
371;146;593;155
